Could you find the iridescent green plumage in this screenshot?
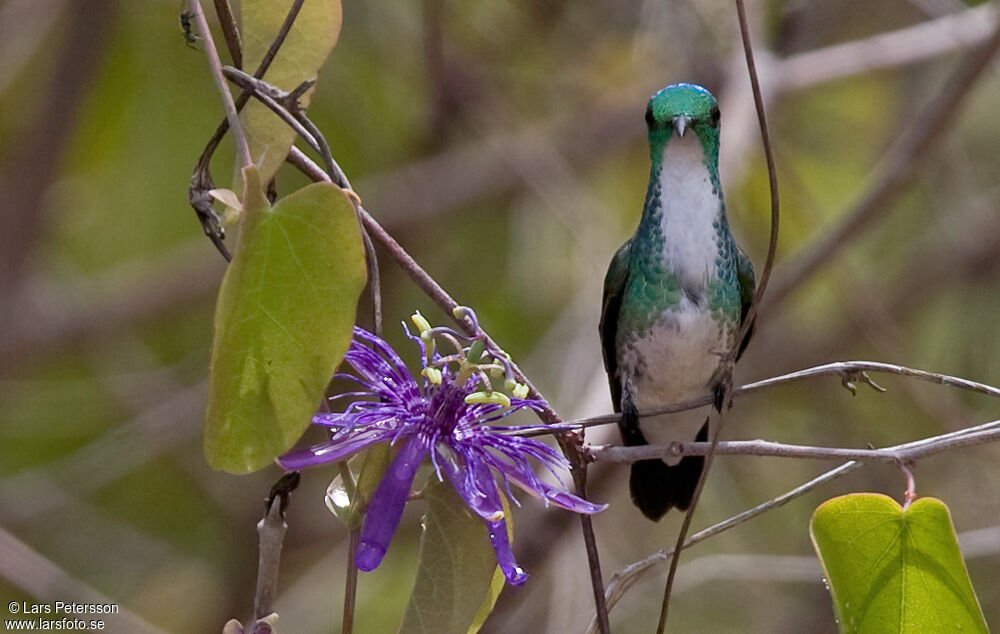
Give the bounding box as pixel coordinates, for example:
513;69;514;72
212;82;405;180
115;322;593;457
600;83;755;520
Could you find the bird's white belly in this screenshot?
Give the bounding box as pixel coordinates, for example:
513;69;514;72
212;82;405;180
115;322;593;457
622;303;728;464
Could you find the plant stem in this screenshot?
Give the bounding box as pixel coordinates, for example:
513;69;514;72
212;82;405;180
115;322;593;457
342;528;360;634
212;0;243;68
187;0;252;169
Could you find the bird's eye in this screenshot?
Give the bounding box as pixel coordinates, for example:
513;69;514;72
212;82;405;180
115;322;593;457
645;107;657;128
708;106;720;128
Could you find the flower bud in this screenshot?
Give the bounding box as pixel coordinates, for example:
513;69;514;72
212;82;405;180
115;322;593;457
411;311;432;334
465;391;511;408
421;367;443;385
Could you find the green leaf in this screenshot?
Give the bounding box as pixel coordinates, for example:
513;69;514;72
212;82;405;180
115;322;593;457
398;480;505;634
205;167;366;473
239;0;343;183
810;493;989;633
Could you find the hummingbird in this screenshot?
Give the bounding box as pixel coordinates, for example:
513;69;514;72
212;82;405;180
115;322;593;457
599;83;755;521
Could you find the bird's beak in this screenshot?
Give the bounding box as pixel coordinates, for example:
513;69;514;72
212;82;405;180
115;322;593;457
673;116;690;138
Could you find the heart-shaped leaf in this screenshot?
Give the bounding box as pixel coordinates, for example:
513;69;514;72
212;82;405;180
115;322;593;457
205;167;366;473
398;480;506;634
240;0;343;183
810;493;988;633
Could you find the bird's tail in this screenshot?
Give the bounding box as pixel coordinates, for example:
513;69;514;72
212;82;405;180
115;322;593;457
628;420;708;521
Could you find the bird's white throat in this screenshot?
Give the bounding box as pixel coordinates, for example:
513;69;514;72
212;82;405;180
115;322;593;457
653;135;722;283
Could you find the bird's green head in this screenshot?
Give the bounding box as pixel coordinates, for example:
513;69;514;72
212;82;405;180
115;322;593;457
645;83;720;151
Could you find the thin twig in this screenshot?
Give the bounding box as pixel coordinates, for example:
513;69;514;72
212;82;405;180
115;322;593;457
342;528;360;634
212;0;243;68
187;0;251;169
515;360;1000;437
362;228;383;336
767;16;1000;307
189;0;306;260
586;423;1000;463
734;8;779;346
221;69;321;150
589;464;858;634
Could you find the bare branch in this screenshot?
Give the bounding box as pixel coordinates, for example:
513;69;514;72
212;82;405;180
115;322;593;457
0;0;68;99
212;0;243;68
777;3;999;92
587;461;858;634
767;16;1000;308
0;0;113;326
0;524;169;634
587;421;1000;463
0;383;205;522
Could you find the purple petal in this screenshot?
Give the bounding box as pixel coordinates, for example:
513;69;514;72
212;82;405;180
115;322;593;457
435;445;529;584
501;467;607;515
487;518;527;585
356;437;429;571
278;429;396;470
353;326;411;376
437;447;503;522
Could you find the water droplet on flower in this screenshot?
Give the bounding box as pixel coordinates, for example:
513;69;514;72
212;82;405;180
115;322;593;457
330;488;350;509
324;477;353;519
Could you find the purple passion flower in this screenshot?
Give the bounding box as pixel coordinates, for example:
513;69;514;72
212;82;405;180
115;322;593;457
279;316;605;585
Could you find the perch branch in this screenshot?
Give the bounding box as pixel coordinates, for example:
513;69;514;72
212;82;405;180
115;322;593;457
767;16;1000;307
589;419;1000;631
586;421;1000;463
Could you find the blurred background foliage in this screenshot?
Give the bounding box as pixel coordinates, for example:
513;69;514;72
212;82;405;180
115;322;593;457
1;0;999;632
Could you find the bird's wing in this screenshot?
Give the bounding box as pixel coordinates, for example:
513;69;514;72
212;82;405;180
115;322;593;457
735;246;756;361
600;239;632;413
